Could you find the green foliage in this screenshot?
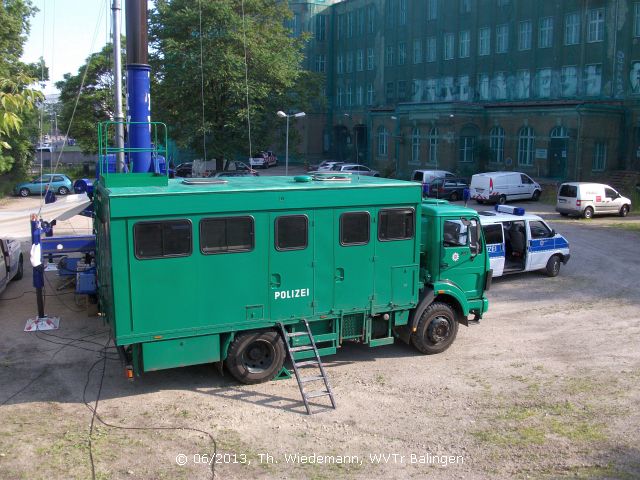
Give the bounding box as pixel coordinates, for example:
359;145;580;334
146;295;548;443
0;1;44;177
0;0;37;78
55;43;123;155
150;0;322;161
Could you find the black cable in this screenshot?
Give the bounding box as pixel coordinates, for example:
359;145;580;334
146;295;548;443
83;338;217;480
33;328;119;358
44;273;85;313
0;290;76;301
0;330;108;406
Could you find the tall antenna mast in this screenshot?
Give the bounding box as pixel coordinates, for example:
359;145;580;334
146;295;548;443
112;0;125;172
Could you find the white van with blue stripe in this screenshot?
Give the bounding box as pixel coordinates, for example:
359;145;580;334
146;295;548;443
479;205;570;277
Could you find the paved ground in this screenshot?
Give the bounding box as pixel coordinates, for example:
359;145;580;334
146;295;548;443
0;189;639;479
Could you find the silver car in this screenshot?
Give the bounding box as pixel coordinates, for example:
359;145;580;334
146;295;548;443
330;163;380;176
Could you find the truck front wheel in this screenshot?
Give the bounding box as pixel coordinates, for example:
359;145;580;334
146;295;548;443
225;330;285;384
411;302;459;355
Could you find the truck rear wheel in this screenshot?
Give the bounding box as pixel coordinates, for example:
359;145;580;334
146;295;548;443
225;330;285;384
411;302;458;355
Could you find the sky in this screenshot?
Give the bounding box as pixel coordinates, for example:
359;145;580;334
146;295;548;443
21;0;120;96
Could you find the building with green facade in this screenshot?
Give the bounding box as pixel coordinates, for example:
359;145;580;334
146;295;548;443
290;0;640;181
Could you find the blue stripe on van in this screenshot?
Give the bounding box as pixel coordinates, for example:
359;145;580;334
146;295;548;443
528;236;569;252
486;243;505;258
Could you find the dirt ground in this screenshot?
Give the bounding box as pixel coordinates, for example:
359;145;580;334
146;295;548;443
0;193;639;480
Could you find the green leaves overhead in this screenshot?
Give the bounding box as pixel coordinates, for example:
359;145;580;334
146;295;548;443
0;1;43;175
150;0;319;159
55;43;122;155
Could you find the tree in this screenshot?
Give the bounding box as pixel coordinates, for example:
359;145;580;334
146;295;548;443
0;74;42;173
0;0;45;177
149;0;321;165
55;43;122;155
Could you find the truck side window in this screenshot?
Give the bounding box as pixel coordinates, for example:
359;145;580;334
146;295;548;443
443;219;476;247
134;220;192;259
483;224;503;245
605;188;617;199
340;212;370;246
378;208;415;241
200;216;254;254
276;215;308;251
468;219;481;254
529;220;553;239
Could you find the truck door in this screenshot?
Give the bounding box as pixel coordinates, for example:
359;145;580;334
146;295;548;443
269;212;315;320
440;217;485;298
334;209;374;310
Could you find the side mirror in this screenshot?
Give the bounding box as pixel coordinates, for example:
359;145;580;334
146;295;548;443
470;241;480;257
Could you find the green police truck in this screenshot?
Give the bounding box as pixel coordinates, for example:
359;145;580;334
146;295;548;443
95;168;491;385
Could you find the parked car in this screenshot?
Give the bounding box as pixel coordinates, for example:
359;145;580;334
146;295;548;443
311;160;343;172
14;173;73;197
210;170;259;178
174;162;194;178
330;163;380;176
426;177;469;201
479;205;570;277
249;151;278;169
556;182;631;218
35;142;53;152
0;238;23;296
411;169;456;195
470;172;541;204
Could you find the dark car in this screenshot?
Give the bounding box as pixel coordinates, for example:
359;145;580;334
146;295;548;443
426;177;469;201
174;162;193;178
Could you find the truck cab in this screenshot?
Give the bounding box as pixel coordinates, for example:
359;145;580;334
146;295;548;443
413;200;491;345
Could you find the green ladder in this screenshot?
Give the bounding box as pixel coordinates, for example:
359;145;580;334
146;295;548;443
279;319;337;415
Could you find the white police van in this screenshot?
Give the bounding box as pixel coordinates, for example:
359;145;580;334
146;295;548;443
479;205;570;277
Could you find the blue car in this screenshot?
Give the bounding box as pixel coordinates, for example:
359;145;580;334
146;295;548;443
15;173;73;197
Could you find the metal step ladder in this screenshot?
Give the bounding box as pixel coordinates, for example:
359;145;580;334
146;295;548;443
279;319;337;415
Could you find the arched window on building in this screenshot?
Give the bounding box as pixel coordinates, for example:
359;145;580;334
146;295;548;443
489;126;505;163
428;127;439;165
377;126;389;156
459;124;479;163
411;128;421;164
550;126;567;139
518;126;535;166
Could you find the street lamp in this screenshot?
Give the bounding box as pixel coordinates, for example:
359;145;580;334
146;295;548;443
277;110;306;176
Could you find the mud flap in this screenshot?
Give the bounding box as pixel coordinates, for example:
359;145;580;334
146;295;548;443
395;289;436;344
